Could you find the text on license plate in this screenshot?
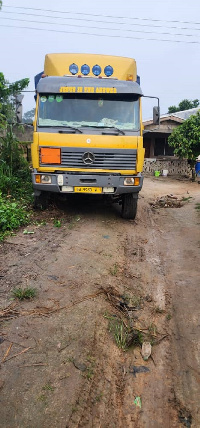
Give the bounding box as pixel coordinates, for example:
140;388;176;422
74;187;102;193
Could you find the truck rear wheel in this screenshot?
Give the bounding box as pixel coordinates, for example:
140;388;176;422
121;193;138;219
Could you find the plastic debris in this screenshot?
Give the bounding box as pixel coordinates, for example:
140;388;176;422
141;342;152;361
134;396;142;408
23;230;35;234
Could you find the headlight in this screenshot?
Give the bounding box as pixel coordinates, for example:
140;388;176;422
41;175;52;184
124;177;140;186
124;177;135;186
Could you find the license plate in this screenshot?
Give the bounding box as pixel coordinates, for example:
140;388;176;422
74;186;102;194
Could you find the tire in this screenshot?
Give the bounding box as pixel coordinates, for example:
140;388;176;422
33;192;48;210
121;193;138;219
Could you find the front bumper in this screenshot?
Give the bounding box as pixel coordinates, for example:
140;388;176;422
32;171;143;195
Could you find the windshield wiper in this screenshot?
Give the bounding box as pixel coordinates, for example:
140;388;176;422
58;126;83;134
38;125;82;133
101;127;125;135
82;125;125;135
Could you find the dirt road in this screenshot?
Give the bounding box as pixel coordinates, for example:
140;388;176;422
0;176;200;428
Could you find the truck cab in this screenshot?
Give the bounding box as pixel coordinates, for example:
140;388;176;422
31;54;145;218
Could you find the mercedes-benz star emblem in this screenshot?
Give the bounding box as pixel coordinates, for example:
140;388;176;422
82;152;95;165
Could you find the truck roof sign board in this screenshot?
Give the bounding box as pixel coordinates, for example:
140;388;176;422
37;77;143;96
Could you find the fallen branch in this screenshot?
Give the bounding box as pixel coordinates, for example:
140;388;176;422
3;347;32;363
154;334;169;344
18;363;47;368
0;290;105;320
0;303;19;320
2;343;13;363
4;338;32;348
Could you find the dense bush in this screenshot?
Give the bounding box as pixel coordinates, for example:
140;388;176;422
0;73;32;239
0;192;30;240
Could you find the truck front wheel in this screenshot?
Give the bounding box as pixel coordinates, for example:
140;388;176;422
121;193;138;219
33;192;48;210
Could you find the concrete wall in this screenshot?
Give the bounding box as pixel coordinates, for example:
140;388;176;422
143;158;191;176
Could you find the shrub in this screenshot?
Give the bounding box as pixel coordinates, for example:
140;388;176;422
0;192;29;239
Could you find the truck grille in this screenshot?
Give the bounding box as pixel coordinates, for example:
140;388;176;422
60;147;137;170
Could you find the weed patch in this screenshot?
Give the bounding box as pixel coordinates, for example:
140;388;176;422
53;219;62;228
42;383;54;392
12;287;37;300
109;263;118;276
0;193;30;240
104;313;143;351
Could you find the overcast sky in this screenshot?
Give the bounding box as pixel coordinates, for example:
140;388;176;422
0;0;199;119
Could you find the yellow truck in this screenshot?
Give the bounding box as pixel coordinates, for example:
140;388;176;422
31;53;153;218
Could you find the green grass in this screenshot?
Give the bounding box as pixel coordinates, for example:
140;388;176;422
109;263;118;276
42;383;54;392
53;219;62;227
166;313;172;321
12;287;37;300
104;313;143;351
94;392;103;402
195;203;200;210
86;367;94;380
182;196;192;202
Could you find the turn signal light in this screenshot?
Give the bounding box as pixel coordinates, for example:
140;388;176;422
35;175;41;183
134;178;140;186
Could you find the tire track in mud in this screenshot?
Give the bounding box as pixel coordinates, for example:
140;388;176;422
65;200;178;428
157;198;200;428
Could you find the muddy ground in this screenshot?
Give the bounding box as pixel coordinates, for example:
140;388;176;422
0;176;200;428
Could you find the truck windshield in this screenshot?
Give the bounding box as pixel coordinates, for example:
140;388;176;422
38;94;140;131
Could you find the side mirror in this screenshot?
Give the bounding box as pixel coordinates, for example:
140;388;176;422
153;106;160;125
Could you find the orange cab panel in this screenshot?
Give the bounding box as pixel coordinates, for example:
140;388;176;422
40;148;61;164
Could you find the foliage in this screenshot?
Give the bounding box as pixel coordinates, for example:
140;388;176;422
104;313;143;351
0;125;33;201
0;72;29;125
168;99;199;114
0;192;30;240
0;73;32;240
168;111;200;164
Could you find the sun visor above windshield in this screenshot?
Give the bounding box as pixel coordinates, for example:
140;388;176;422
36;76;143;96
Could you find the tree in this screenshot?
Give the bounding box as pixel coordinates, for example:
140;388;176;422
168;99;199;114
0;72;29;126
23;108;35;124
168;112;200;178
